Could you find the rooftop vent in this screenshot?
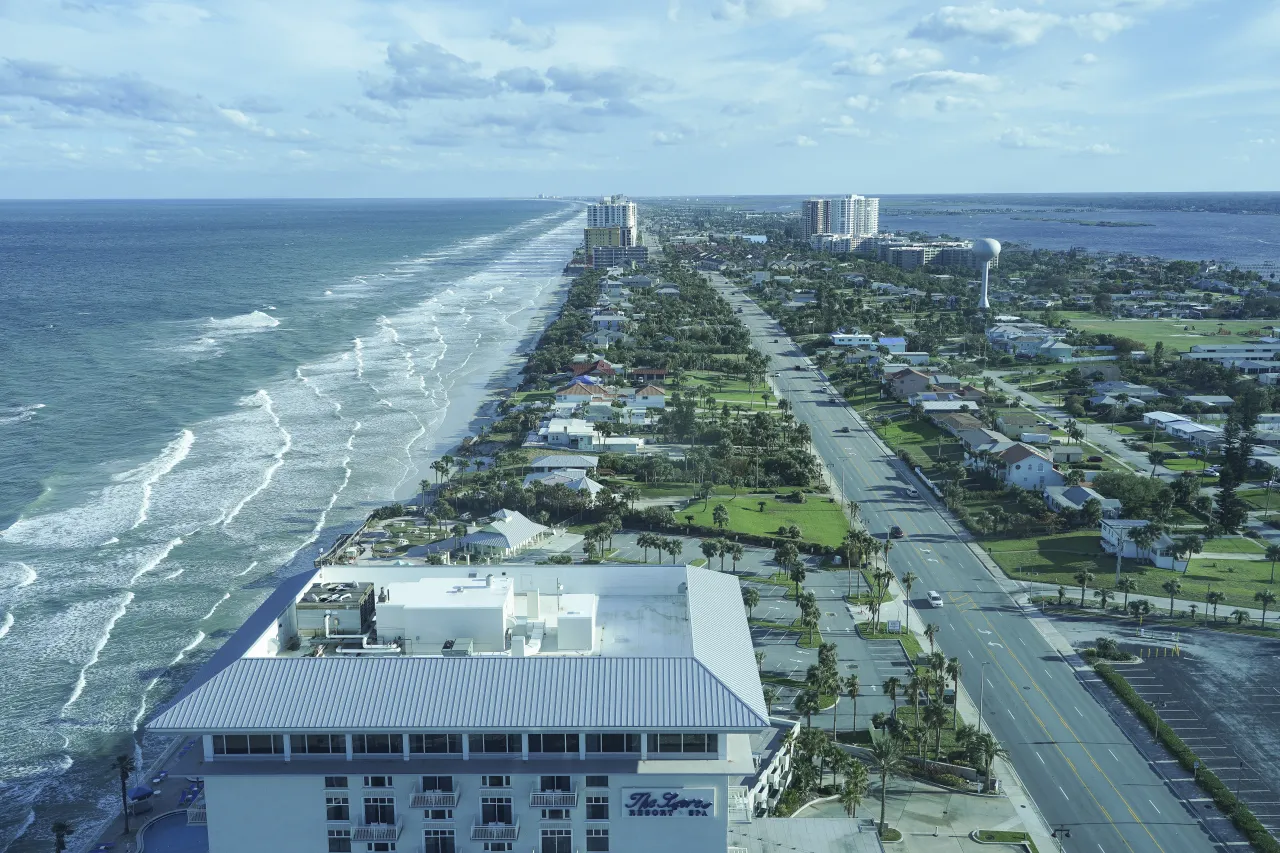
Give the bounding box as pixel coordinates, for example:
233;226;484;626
441;638;474;657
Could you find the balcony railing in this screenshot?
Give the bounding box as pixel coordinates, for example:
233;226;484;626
470;820;520;842
411;788;460;809
185;802;207;826
352;817;404;842
530;787;577;808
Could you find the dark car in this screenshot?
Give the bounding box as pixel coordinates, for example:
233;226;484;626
837;426;850;433
1087;455;1103;463
889;525;905;539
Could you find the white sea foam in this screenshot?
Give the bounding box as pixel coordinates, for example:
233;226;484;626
61;591;133;713
100;536;119;546
236;560;259;577
128;537;182;586
222;390;292;527
0;403;45;426
0;612;13;640
16;563;36;588
131;429;194;530
207;310;279;331
201;593;231;620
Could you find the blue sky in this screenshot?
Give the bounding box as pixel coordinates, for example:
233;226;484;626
0;0;1276;197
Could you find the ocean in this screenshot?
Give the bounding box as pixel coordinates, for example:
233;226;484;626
0;199;584;852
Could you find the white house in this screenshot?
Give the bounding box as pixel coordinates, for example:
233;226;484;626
625;385;667;409
591;310;627;332
878;336;907;353
460;508;551;557
529;454;598;473
993;443;1064;490
1044;485;1121;518
523;469;606;500
1100;519;1190;571
830;333;874;348
545;418;600;450
556;381;615;405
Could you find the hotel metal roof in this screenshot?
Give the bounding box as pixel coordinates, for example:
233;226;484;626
150;568;768;734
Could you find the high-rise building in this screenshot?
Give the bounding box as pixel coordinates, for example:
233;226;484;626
584;227;622;252
587;196;638;247
801;195;879;240
148;562;799;853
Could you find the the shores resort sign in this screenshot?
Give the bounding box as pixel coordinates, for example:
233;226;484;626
622;789;716;817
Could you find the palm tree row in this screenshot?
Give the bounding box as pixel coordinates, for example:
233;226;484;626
634;532;686;564
699;537;746;572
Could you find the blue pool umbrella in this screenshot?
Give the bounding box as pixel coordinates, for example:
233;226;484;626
128;785;155;801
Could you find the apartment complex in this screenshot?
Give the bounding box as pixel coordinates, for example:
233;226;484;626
800;195;879;239
148;563;801;853
586;196;638;247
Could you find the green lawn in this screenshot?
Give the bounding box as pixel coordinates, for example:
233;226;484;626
856;622;924;658
1200;537;1266;555
684;492;850;547
892;705;969;765
1240;488;1280;513
1058;312;1276;354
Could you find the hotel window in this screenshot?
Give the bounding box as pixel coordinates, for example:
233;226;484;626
420;775;454;792
326;795;350;822
541;809;570;820
586;795;608;821
423;829;455;853
327;829;352;853
469;733;522;754
528;733;580;754
363;776;394;788
481;776;510;789
363;797;396;825
409;734;462;755
585;776;609;788
326;776;349;789
294;733;347;754
539;776;571;793
425;809;453;821
483;845;512;852
646;733;717;754
586;828;609;852
480;797;514;825
352;734;403;755
212;734;284;755
585;733;640;754
366;844;394;853
541;828;572;853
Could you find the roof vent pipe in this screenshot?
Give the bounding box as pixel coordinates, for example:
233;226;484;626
486;573;493;588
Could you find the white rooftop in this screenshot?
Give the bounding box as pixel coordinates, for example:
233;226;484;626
385;575;512;609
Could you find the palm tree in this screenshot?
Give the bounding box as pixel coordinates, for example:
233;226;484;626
945;658;963;729
1161;578;1182;617
1094;587;1114;611
1116;577;1138;611
637;532;654;562
924;702;950;760
846;674;860;734
51;822;74;853
729;543;745;573
763;685;779;715
795;688;823;727
1255;588;1277;627
840;760;870;818
970;731;1009;793
788;563;807;601
112;754;135;832
869;737;907;835
741;586;760;618
899;570;918;630
451;522;467;550
924;622;940;653
1267;546;1280;584
666;537;683;565
1230;609;1251;626
1073;569;1095;607
883;676;902;719
1206;589;1225;623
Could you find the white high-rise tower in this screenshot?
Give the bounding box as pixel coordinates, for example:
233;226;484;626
972;238;1001;311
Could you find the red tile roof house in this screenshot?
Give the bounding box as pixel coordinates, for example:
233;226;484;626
554;381;615;405
571;359;617;378
630;367;668;384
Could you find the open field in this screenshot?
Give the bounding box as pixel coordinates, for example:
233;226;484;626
1058;312;1275;353
683;491;850;547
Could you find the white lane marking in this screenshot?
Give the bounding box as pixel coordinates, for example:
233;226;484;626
986;678;994;688
967;649;974;659
1108;749;1119;761
1045;669;1054;680
1059;786;1070;801
1036;751;1045;765
1019;637;1027;646
1008;708;1016;719
989;642;1004;648
1075;706;1083;717
1149;800;1161;815
978;629;992;635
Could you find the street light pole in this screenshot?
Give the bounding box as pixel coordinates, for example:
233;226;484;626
978;661;990;734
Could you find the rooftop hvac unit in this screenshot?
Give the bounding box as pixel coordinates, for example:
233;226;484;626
441;638;474;657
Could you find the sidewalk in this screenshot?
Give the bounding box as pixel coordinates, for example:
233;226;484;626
1020;580;1276;623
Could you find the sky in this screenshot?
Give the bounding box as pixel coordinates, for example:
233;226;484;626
0;0;1277;198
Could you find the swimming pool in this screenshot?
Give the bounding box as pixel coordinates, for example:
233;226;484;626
138;811;208;853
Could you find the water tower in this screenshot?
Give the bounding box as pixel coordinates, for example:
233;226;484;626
971;238;1001;311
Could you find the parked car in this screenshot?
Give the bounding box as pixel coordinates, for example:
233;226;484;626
906;487;919;498
1088;455;1103;463
889;525;905;539
928;591;944;608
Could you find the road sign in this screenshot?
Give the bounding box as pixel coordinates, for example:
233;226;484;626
887;620;901;634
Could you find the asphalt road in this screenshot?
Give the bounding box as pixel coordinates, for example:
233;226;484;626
710;275;1226;853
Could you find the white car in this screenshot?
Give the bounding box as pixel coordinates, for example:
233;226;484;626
928;591;944;608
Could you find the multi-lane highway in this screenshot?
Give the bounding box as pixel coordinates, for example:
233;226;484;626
711;275;1225;853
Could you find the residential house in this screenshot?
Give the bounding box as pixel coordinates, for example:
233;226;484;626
888;368;933;399
1044;485;1121;517
626;384;667;409
1052;445;1085;464
919;400;980;415
522;469;606;500
996;412;1044;435
460;508;551;558
1142;411;1186;430
1042;341;1075;360
1100;519;1189;571
529;454;599;473
1184;395;1234;408
987;443;1064;490
1092;381;1163;402
956;428;1012;451
555;381;613;405
929;374;962;391
584;327;629;348
1166;420;1224;448
544;417;599;450
630;367;668;384
831;333;874;347
591;310;627;332
571;359;618;378
879;336;908;353
898;352;932;365
934;412;986;436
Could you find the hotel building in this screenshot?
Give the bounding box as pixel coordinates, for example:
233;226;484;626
148;563;802;853
800;195;879;240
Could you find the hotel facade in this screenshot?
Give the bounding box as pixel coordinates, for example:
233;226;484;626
149;563;796;853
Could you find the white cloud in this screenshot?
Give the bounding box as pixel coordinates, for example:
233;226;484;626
714;0;826;22
779;134;818;146
833;46;944;76
652;128;691;145
1070;12;1132;41
493;17;556;51
911;6;1063;46
844;95;879;111
999;126;1120;155
1076;53;1099;65
821;115;870;137
893;70;1000;91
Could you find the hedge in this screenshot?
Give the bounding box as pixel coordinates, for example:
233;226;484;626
1094;664;1280;853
